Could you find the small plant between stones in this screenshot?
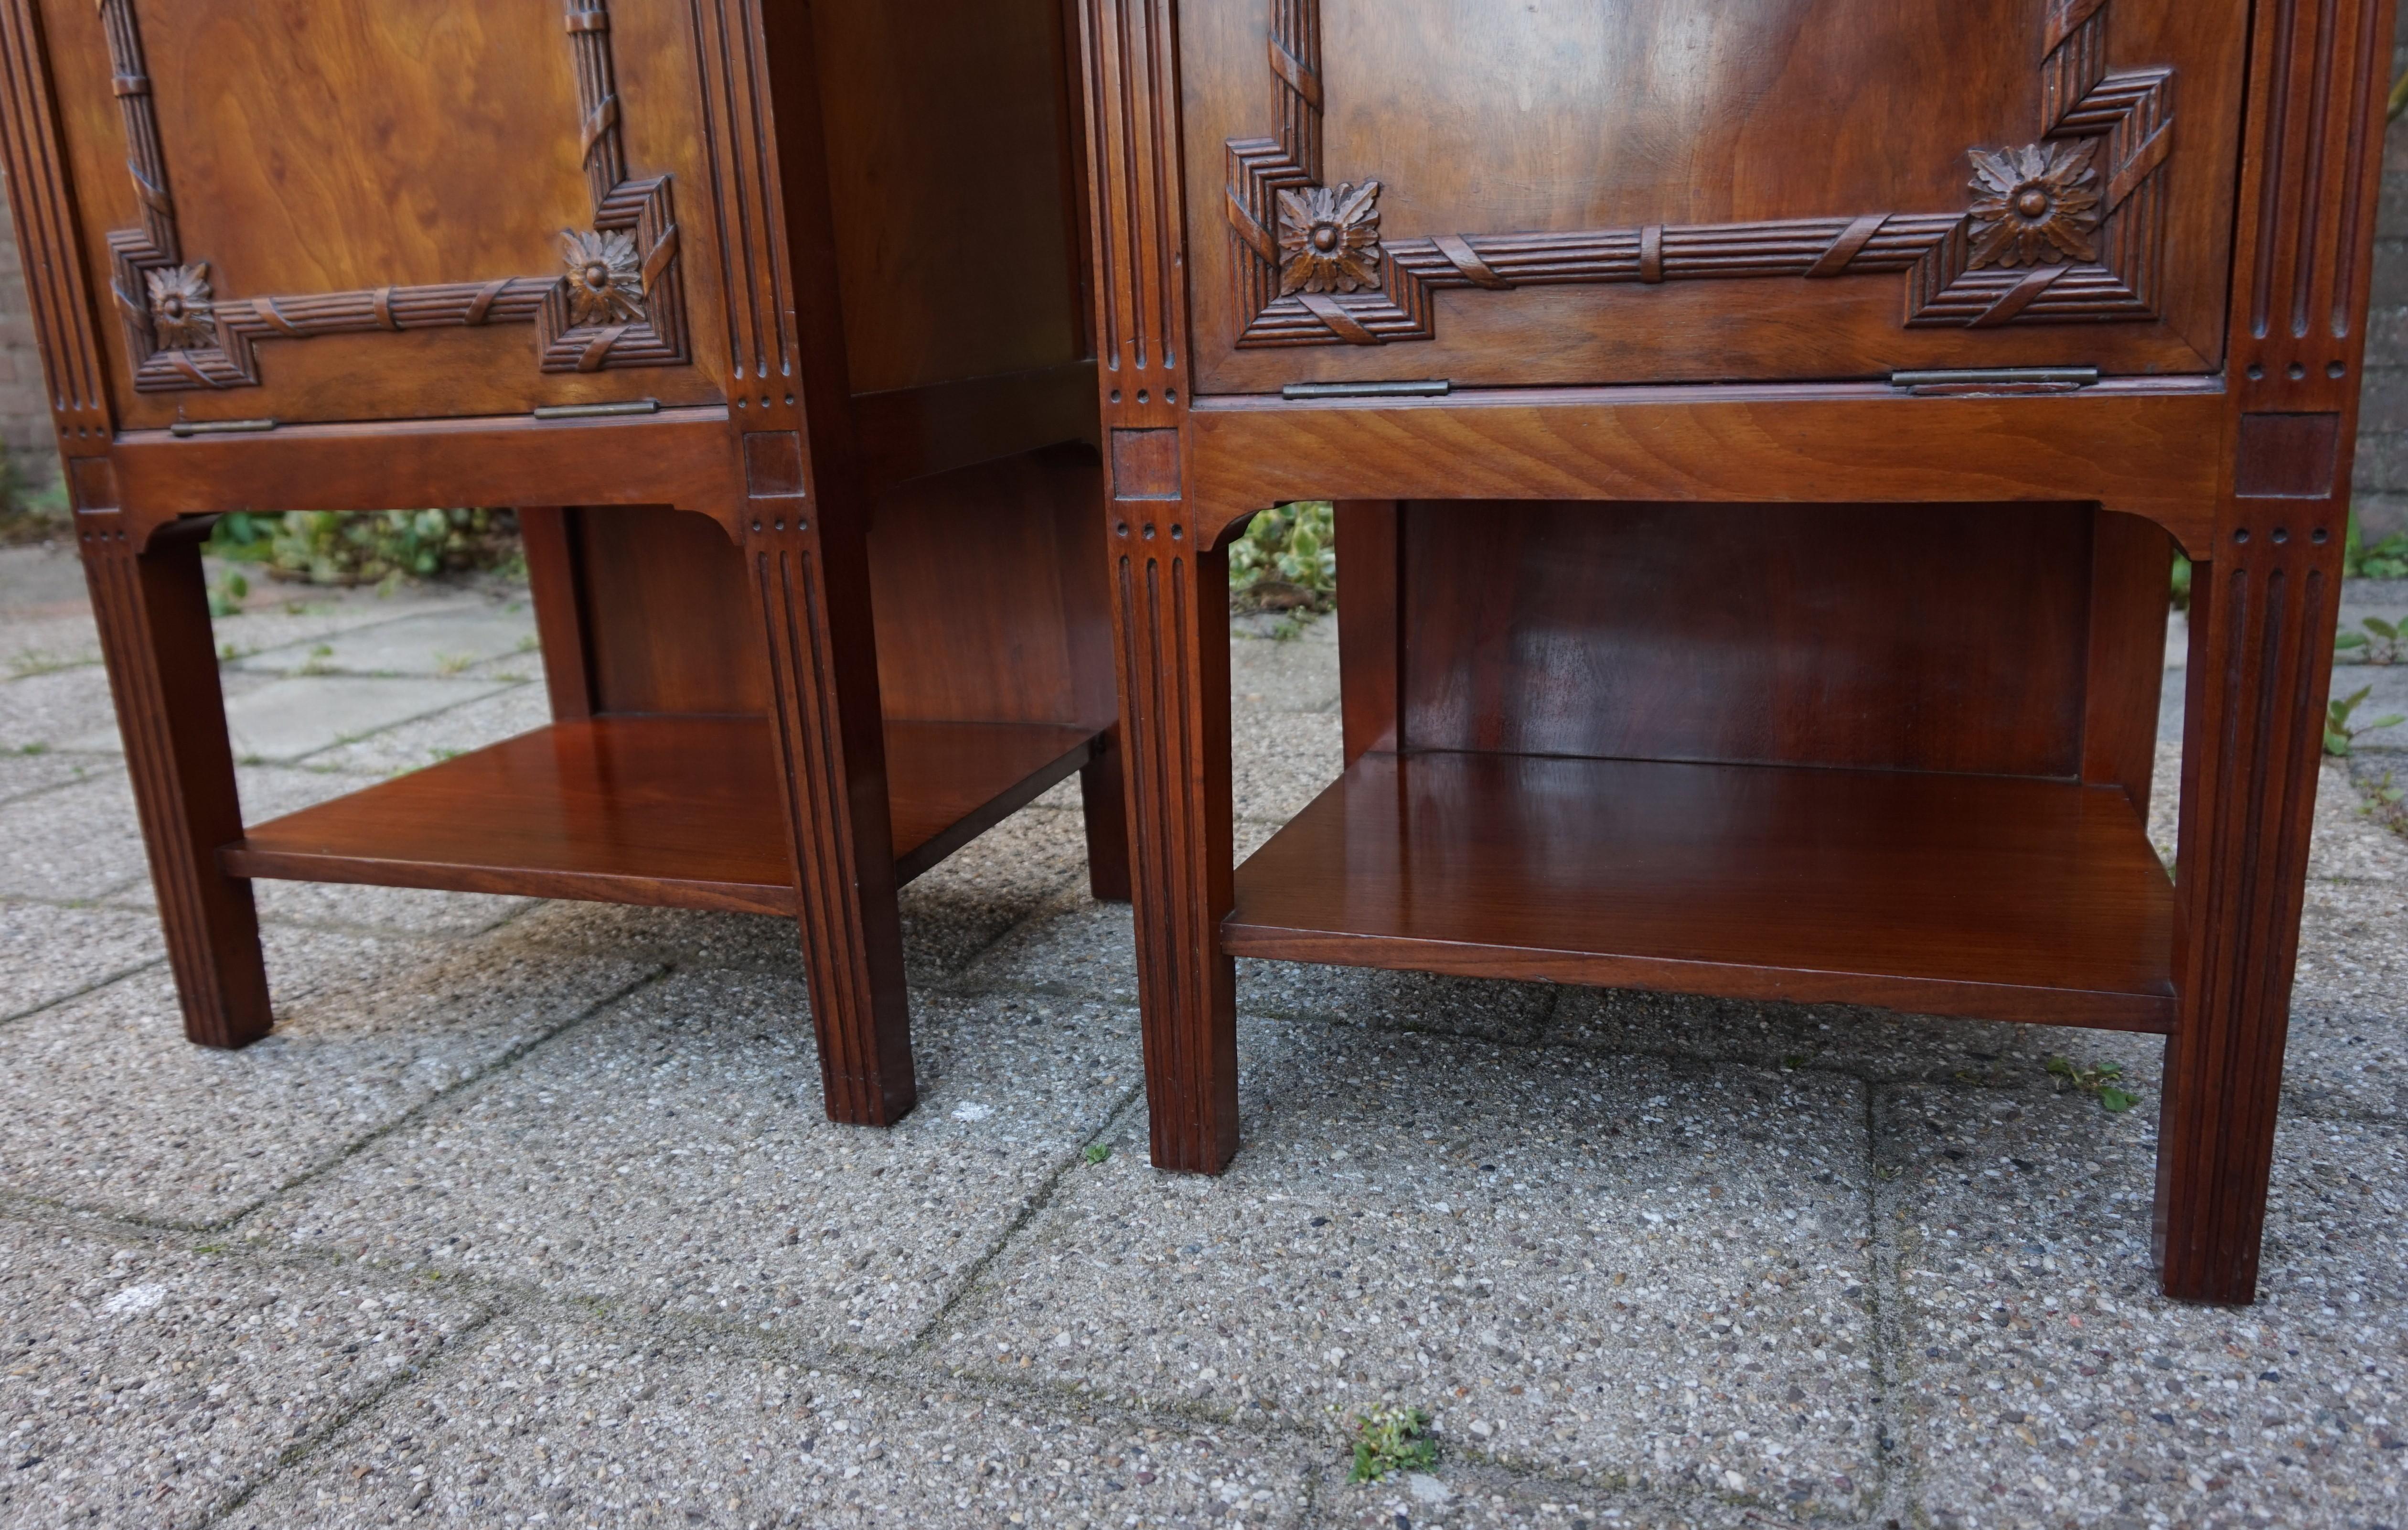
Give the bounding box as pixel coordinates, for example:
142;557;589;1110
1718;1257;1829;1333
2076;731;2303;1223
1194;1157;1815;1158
1347;1404;1438;1483
2326;686;2405;757
2337;616;2405;665
1082;1143;1111;1165
2047;1056;2140;1113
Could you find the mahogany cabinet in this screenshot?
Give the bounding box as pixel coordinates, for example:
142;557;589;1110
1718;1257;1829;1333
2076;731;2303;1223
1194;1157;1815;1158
0;0;1124;1127
1074;0;2394;1303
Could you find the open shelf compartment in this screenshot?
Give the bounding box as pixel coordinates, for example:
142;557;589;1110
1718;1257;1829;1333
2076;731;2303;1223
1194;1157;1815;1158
1224;751;2177;1032
223;714;1102;917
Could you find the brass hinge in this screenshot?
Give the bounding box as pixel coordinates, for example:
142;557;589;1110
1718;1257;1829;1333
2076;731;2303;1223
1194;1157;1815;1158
1890;367;2098;396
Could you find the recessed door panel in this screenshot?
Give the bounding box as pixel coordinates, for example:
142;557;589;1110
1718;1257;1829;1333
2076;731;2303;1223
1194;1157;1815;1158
39;0;730;429
1182;0;2247;392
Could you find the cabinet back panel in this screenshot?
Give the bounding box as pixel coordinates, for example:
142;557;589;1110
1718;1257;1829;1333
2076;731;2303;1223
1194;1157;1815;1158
1398;501;2092;777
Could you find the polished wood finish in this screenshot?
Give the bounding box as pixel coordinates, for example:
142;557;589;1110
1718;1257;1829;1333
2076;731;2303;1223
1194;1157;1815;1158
1077;0;2397;1301
1228;753;2176;1031
0;0;1123;1130
224;717;1102;914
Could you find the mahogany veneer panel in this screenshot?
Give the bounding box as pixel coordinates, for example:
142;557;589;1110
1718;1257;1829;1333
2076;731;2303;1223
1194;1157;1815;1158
1225;751;2176;1031
224;716;1101;915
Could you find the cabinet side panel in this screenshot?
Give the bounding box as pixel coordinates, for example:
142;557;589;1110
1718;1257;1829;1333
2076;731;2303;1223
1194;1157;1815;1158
815;0;1084;394
579;505;768;715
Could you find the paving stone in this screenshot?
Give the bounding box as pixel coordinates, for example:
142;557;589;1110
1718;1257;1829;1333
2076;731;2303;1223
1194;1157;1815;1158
297;682;553;775
1880;1086;2408;1530
2283;879;2408;1121
0;1218;484;1529
1231;613;1341;714
0;900;161;1021
2308;760;2408;882
55;673;512;764
227;1313;1316;1530
0;927;656;1224
1546;986;2167;1101
0;544;89;611
954;888;1557;1044
202;584;490;663
936;1025;1879;1521
1233;707;1343;825
231;604;539;678
1328;1461;1757;1530
2147;740;2181;867
0;610;100;677
897;806;1096;981
0;747;94;807
0;667;137;754
0;770;148;899
248;974;1140;1352
248;881;536;938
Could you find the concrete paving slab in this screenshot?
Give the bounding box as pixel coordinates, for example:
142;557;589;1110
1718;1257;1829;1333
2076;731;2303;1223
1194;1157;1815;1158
0;611;100;677
0;927;657;1225
0;748;94;807
247;975;1140;1352
54;673;511;763
0;770;148;899
248;881;536;939
297;681;552;776
1234;707;1343;825
0;544;88;612
1880;1085;2408;1530
1328;1460;1761;1530
0;900;161;1022
2283;880;2408;1121
1546;986;2165;1101
2309;759;2408;881
953;890;1559;1045
935;1024;1879;1521
226;1313;1317;1530
231;603;538;678
201;585;489;663
0;1218;485;1530
0;667;138;754
1231;614;1342;714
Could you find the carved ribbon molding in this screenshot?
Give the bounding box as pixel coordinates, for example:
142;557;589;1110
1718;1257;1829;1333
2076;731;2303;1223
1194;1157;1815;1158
98;0;688;391
1224;0;2175;346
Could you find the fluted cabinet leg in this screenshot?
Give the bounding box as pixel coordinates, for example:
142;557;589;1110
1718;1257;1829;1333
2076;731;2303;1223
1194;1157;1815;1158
2158;501;2348;1303
740;453;915;1128
1109;498;1239;1174
79;513;271;1048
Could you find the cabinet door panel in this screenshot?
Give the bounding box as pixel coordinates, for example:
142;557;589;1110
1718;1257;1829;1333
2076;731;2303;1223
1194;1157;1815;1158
38;0;730;431
1182;0;2246;392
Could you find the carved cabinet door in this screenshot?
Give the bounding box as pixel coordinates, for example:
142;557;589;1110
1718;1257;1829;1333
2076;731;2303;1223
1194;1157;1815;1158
33;0;731;431
1184;0;2250;392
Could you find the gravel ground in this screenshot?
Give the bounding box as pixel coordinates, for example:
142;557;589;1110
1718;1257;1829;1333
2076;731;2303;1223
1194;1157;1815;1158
3;559;2407;1527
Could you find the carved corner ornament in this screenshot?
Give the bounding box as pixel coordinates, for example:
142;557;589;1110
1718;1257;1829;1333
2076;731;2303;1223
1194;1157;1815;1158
1224;0;2175;346
92;0;688;391
562;228;648;327
1967;141;2103;269
1278;181;1382;294
144;261;215;352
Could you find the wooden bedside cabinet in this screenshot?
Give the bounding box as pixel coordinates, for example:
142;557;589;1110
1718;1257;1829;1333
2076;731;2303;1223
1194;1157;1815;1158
0;0;1122;1128
1073;0;2392;1302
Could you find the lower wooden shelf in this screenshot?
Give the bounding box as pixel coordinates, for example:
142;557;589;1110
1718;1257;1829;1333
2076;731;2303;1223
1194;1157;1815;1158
1224;751;2177;1031
223;715;1102;916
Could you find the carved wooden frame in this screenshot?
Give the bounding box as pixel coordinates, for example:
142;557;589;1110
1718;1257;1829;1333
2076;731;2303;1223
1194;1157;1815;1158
96;0;689;391
1224;0;2176;346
